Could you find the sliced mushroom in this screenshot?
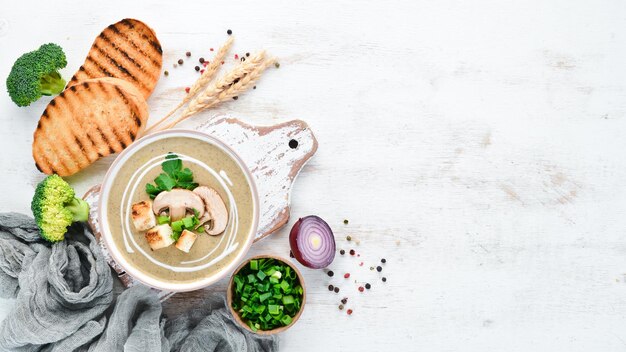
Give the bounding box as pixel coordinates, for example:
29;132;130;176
193;186;228;235
152;189;204;221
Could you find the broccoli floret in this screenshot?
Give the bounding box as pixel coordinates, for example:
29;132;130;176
6;43;67;107
31;175;89;242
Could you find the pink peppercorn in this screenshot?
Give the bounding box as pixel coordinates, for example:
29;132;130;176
358;286;364;292
344;273;350;279
347;309;353;315
184;87;190;93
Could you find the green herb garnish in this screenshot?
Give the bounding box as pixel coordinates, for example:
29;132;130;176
146;153;199;199
232;258;303;331
157;215;170;225
170;213;200;241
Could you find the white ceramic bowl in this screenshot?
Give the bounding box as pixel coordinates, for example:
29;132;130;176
99;130;259;292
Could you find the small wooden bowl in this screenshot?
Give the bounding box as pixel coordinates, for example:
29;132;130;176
227;254;306;335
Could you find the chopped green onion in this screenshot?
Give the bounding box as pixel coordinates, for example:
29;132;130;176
157;215;170;224
231;258;303;331
182;216;194;228
171;220;183;232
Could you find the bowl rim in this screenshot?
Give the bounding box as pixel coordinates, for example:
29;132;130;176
98;129;259;292
227;254;307;335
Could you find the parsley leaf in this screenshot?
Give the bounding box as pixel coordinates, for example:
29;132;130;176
145;153;199;197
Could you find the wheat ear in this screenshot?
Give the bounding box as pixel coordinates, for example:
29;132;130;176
145;37;234;133
154;53;275;131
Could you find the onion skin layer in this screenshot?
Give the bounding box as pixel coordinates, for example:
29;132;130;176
289;215;336;269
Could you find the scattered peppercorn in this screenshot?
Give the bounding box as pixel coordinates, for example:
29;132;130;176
221;61;224;65
349;249;355;256
184;87;190;93
359;262;364;266
370;267;375;271
289;250;294;258
186;51;191;57
327;270;334;277
195;66;200;71
253;86;257;89
164;70;169;76
339;250;345;255
347;309;353;315
341;298;348;304
200;69;205;74
199;57;205;63
344;219;349;224
178;59;183;65
376;266;382;272
339;304;344;310
328;284;334;291
365;283;371;290
246;52;250;57
173;63;177;68
232;96;238;100
382;277;387;282
274;62;280;68
381;258;387;264
210;48;214;51
346;235;352;241
241;57;246;62
358;286;364;292
203;62;208;67
234;54;239;59
344;273;350;279
334;287;340;293
227;29;232;35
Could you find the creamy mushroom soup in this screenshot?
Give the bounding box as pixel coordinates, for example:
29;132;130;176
106;136;254;284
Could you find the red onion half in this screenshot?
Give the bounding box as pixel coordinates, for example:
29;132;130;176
289;215;336;269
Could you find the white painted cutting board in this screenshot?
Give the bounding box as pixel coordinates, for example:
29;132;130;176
83;117;317;288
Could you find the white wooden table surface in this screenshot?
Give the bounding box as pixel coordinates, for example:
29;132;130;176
1;1;626;351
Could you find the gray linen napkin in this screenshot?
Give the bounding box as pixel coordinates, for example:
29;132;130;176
0;213;279;352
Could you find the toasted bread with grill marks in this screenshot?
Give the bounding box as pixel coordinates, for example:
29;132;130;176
33;77;148;176
67;18;162;99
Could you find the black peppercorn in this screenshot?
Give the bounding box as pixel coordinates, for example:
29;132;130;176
227;29;232;35
341;298;348;304
246;52;250;57
186;51;191;57
346;236;352;241
177;59;183;65
195;66;200;71
199;57;205;63
164;70;169;76
339;304;344;310
327;270;334;277
376;266;382;272
381;258;387;264
274;62;280;68
232;96;238;100
334;287;340;293
253;86;257;89
328;285;334;291
382;277;387;282
339;249;345;255
365;283;371;289
349;249;355;256
344;219;349;224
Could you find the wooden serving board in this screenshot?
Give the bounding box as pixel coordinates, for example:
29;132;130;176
83;117;318;289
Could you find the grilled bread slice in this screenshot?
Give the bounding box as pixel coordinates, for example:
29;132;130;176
33;77;148;176
67;18;162;99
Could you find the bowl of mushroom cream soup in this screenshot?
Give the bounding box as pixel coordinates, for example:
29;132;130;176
99;130;259;291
